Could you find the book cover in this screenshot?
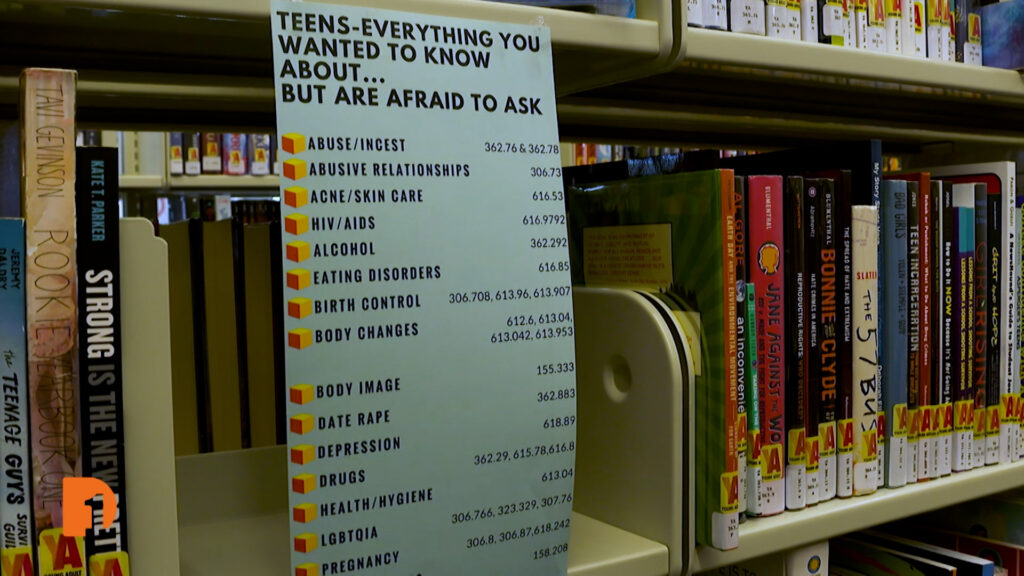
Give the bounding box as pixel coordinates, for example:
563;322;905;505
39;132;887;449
735;176;749;516
0;218;33;576
20;68;85;575
748;175;786;517
819;0;848;44
907;525;1024;576
817;178;838;501
833;536;957;576
785;176;807;511
185;132;201;176
852;205;880;496
222;133;248;176
74;147;130;575
980;0;1024;70
880;179;909;488
201;133;221;174
169;132;184;175
906;180;920;483
730;0;767;34
973;181;989;469
928;162;1017;465
746;282;763;516
568;169;741;547
248;134;272;176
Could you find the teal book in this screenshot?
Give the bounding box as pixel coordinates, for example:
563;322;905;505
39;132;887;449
0;218;33;569
568;169;740;549
880;180;909;488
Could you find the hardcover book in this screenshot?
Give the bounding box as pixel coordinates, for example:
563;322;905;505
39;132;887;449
903;0;928;56
819;0;847;44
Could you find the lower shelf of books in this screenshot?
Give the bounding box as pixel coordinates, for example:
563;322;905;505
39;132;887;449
693;459;1024;573
175;446;669;576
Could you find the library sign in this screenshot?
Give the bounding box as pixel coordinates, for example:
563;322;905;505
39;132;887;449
271;2;577;575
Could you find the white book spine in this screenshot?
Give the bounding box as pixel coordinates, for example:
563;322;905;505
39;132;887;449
705;0;728;28
689;0;706;26
1005;191;1019;463
802;0;818;41
767;0;790;36
843;1;857;47
732;0;768;34
856;3;869;48
853;206;880;496
837;419;854;498
964;13;982;65
821;422;837;500
821;0;846;42
886;0;903;53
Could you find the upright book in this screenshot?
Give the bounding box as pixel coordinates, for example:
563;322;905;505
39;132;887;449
816;178;839;501
20;68;84;575
880;179;909;488
74;147;130;575
0;218;33;576
785;176;807;511
972;181;988;468
852;205;880;495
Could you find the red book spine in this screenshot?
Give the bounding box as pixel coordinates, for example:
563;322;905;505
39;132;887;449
748;175;786;515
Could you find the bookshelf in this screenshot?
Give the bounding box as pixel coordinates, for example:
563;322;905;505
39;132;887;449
4;1;1024;575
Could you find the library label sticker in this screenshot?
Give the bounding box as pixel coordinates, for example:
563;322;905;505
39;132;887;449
271;2;576;575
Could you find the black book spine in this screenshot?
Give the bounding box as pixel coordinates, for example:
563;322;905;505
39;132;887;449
942;183;955;408
972;184;988;462
819;179;839;427
986;183;1001;462
75;147;130;566
785;175;807;508
804;179;822;456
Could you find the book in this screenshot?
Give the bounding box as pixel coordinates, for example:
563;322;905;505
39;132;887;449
816;178;838;502
952;193;975;472
689;0;706;27
906;180;921;483
169;132;184;175
802;0;818;41
858;530;995;576
833;536;957;576
745;281;763;516
855;0;869;47
938;181;954;476
980;0;1024;70
730;0;767;34
568;169;740;548
1019;199;1024;462
972;181;989;469
785;176;807;511
20;67;85;575
706;0;728;29
885;0;903;52
767;0;799;38
903;0;928;56
222;133;247;175
201;133;221;174
748;175;786;517
864;0;887;51
928;162;1018;465
880;179;909;487
735;176;749;516
74;147;130;575
844;0;857;48
248;134;272;176
852;205;880;496
963;13;981;65
819;0;847;44
184;132;201;176
927;0;947;59
0;218;33;576
903;523;1024;576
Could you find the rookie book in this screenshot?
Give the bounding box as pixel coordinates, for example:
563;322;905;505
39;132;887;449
568;169;740;549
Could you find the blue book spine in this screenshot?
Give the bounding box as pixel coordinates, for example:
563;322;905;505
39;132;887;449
881;180;909;488
0;218;34;565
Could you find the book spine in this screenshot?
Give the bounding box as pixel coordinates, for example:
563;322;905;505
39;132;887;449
880;180;908;488
705;0;728;29
855;0;869;48
907;181;921;483
866;0;887;51
819;0;847;44
767;0;790;36
903;0;927;56
785;176;807;511
730;0;767;34
689;0;706;27
801;0;818;41
20;68;84;575
852;205;880;496
885;0;903;53
818;178;838;501
0;218;34;575
964;13;981;65
939;182;954;476
1002;174;1018;465
713;174;740;550
918;179;934;480
185;133;201;176
843;0;857;47
169;132;184;176
1018;199;1024;462
222;133;248;175
837;171;855;498
735;177;749;516
927;0;944;58
953;0;968;61
75;147;130;573
748;175;785;516
973;183;989;468
930;182;945;477
953;204;974;471
745;282;762;516
249;134;272;176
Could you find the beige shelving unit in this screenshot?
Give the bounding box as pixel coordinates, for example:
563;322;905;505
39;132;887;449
4;1;1024;575
168;174;280;190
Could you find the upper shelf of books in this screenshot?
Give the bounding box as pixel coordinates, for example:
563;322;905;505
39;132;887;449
2;0;1024;144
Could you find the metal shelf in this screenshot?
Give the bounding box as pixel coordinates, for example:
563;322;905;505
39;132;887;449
693;460;1024;573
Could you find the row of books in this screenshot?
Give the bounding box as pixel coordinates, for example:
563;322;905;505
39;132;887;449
565;142;1020;551
168;133;279;177
710;492;1024;575
687;0;1011;66
128;194;281;227
1;70;130;576
480;0;636;16
571;143;755;166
